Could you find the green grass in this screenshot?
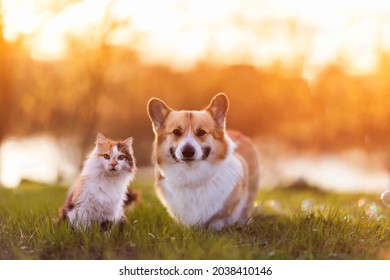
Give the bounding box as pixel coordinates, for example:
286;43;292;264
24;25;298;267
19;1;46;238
1;180;390;260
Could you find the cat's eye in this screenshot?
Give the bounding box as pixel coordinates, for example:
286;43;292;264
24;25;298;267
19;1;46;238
103;154;110;160
118;155;125;161
196;129;207;137
172;129;182;137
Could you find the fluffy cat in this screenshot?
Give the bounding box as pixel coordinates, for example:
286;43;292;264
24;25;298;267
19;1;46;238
59;133;137;229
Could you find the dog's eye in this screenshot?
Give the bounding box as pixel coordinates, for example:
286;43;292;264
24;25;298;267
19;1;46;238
118;155;125;160
103;154;110;160
196;129;207;137
172;129;182;137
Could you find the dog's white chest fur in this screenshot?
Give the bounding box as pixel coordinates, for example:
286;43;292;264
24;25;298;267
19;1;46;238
157;154;243;226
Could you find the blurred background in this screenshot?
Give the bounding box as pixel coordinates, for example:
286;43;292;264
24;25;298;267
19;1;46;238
1;0;390;192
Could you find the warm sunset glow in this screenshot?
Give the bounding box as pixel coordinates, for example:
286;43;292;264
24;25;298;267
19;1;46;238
3;0;390;193
2;0;390;74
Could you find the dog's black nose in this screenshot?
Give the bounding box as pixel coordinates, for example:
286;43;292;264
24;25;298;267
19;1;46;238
181;145;195;159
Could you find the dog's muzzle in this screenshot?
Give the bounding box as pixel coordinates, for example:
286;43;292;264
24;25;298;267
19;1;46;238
169;147;179;162
170;145;211;162
202;146;211;160
181;144;195;161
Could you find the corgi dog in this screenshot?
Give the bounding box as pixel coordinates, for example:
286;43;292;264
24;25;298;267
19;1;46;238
147;93;260;230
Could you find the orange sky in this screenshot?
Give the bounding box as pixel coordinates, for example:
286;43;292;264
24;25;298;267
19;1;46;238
3;0;390;76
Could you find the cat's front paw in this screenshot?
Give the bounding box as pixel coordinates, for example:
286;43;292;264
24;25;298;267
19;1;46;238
100;220;114;231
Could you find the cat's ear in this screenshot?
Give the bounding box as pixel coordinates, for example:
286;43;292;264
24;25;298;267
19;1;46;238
122;137;133;148
96;133;107;144
147;98;171;131
96;133;108;151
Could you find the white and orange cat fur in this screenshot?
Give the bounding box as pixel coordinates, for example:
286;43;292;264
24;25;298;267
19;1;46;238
147;93;260;230
59;133;137;229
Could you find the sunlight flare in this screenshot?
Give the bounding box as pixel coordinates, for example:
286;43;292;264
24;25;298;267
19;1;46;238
3;0;390;73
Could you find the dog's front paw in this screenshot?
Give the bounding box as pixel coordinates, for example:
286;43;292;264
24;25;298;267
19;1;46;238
206;219;226;231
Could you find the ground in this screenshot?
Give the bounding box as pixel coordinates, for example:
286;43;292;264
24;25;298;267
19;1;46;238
0;179;390;260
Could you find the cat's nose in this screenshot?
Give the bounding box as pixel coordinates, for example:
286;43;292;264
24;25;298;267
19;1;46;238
111;160;118;167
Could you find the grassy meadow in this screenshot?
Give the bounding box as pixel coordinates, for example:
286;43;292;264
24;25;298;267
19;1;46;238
1;179;390;260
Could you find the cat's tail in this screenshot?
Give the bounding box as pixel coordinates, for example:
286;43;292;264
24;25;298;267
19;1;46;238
124;189;139;208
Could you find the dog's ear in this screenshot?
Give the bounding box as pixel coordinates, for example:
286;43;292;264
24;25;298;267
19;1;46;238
206;93;229;128
147;98;171;131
